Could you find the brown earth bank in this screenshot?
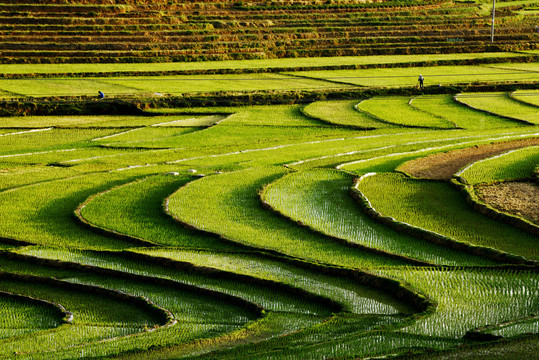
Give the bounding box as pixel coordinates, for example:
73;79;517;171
398;138;539;180
476;181;539;224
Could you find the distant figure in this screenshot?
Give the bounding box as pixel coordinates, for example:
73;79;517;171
98;91;105;99
418;74;424;89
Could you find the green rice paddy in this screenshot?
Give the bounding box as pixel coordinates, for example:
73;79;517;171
458;146;539;184
356;172;538;260
0;55;538;359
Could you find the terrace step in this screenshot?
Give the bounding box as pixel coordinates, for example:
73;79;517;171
0;0;534;62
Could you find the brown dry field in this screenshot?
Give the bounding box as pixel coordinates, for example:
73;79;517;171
476;181;539;224
398;137;539;181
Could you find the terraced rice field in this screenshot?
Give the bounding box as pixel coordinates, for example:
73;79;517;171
1;62;538;99
0;56;538;359
0;0;535;63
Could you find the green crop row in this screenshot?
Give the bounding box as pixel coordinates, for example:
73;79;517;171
0;74;352;99
511;89;539;106
5;248;329;317
166;166;408;268
289;64;539;89
261;169;493;266
0;83;538;359
374;267;539;338
0;255;262;359
358;96;456;129
0;273;162;357
456;92;539;125
0;246;434;360
0;291;64;339
0;168;163;249
458;145;539;184
1;64;537;101
302;100;391;129
78;174;240;250
409;94;522;129
0;52;528;76
0;52;528;78
355;172;539;261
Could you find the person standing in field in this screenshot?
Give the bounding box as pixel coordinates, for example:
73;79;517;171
418;74;424;89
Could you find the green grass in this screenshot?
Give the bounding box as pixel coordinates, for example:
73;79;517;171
0;253;293;359
0;169;163;249
489;317;539;337
0;275;162;357
74;175;414;313
484;63;539;72
150;114;228;127
9;247;335;316
401;335;539;360
0;78;143;98
200;263;539;359
93;127;200;147
0;61;536;98
218;105;327;127
0;74;352;98
95;105;358;151
134;248;409;315
2;247;395;360
356;172;539;261
103;74;353;95
0;147;141;168
0;279;158;327
0;324;145;358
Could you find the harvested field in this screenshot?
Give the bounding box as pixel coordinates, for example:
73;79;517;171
476;181;539;224
398;137;539;180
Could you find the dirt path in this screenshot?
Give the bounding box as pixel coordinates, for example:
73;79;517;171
476;181;539;224
398;137;539;180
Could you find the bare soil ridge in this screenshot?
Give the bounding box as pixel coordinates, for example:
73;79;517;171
398;137;539;181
